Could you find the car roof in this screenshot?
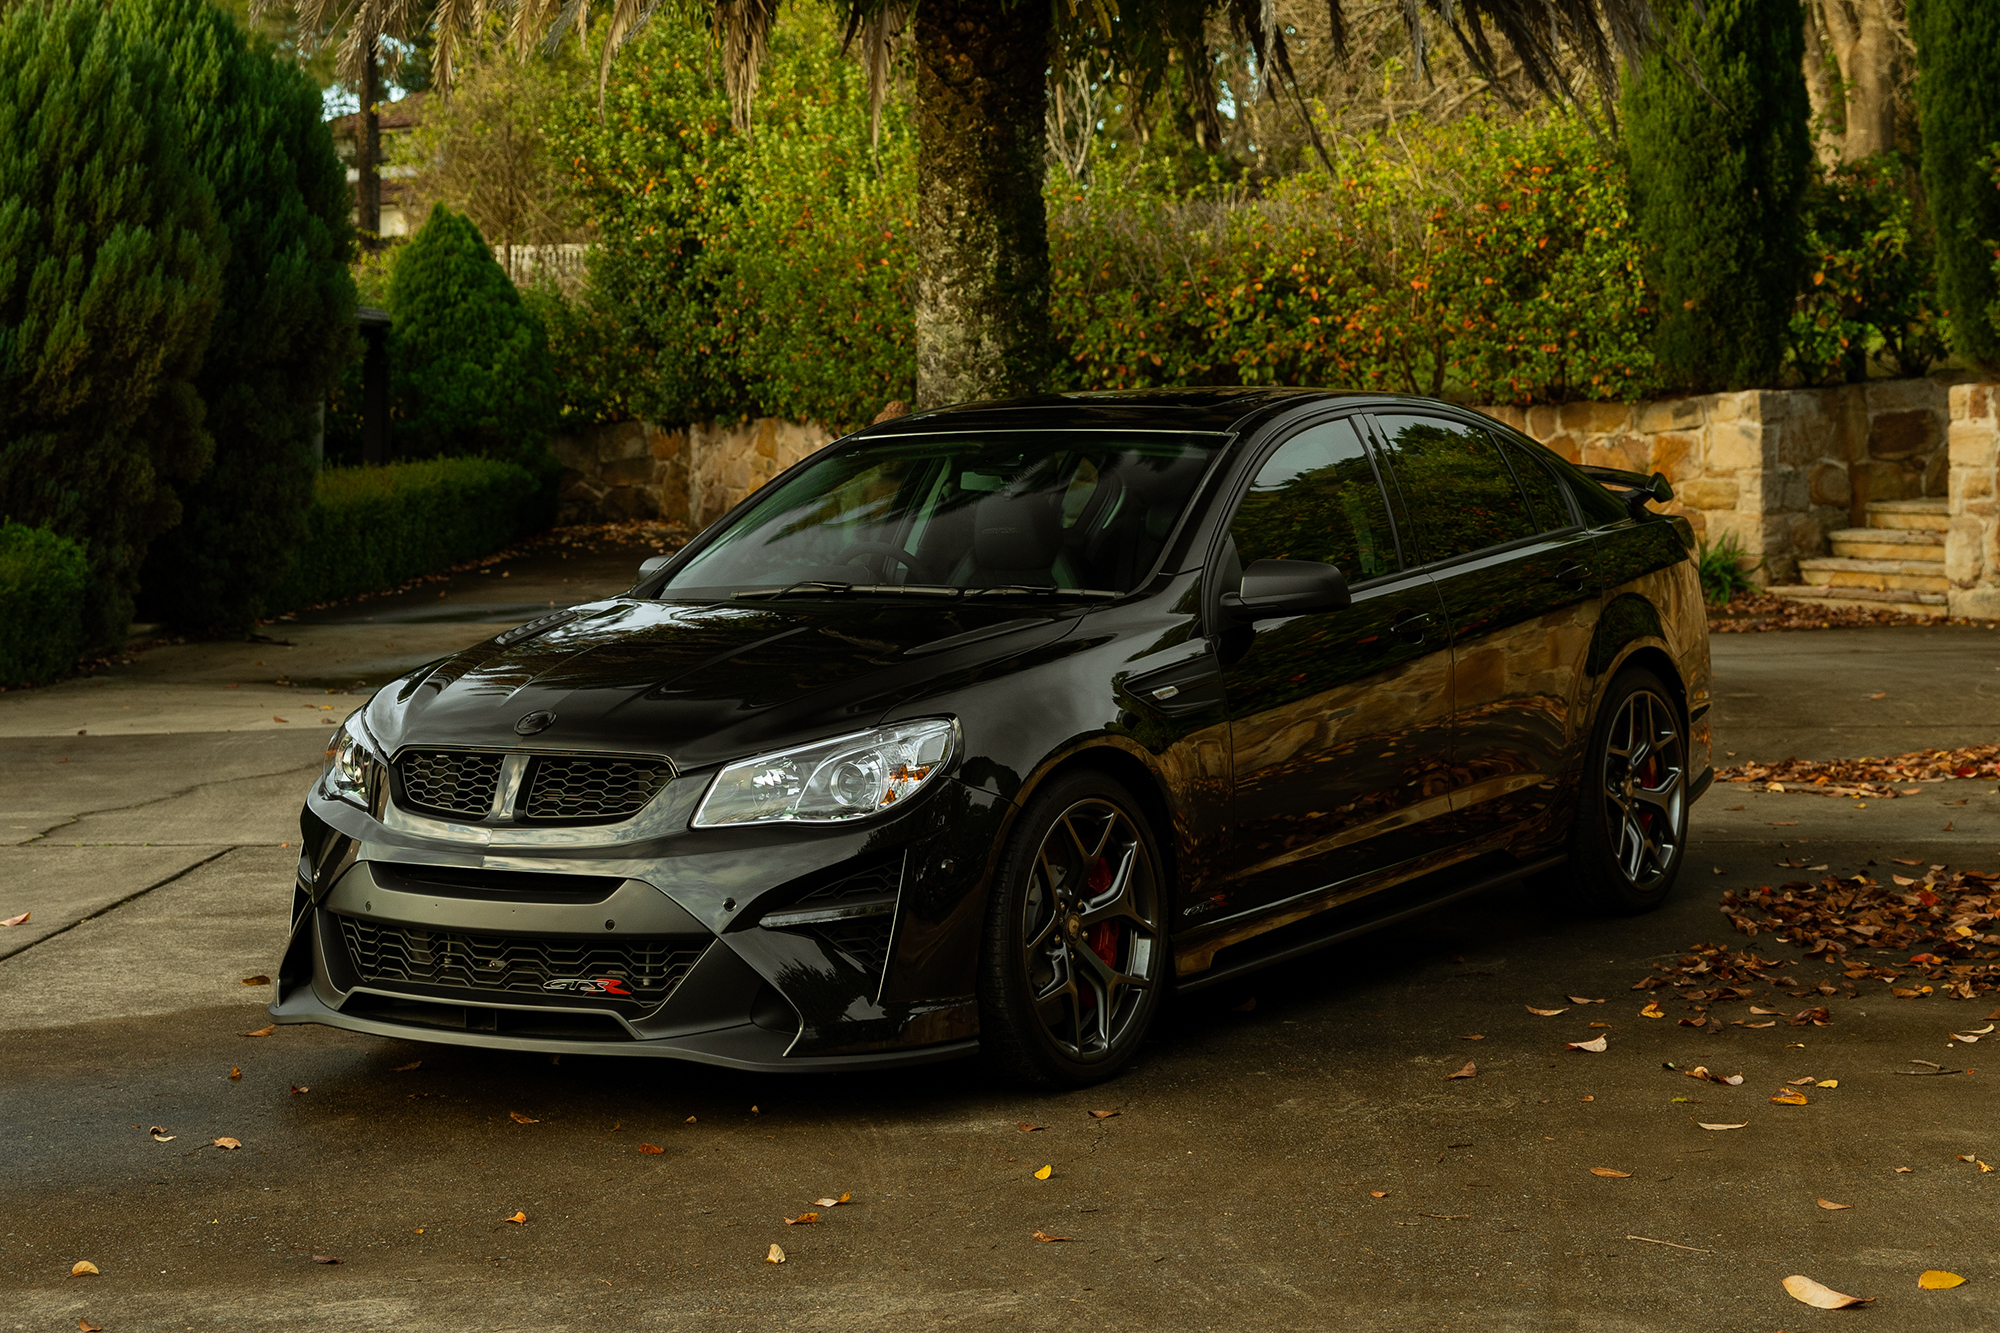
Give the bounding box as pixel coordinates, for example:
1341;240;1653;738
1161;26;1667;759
858;387;1503;440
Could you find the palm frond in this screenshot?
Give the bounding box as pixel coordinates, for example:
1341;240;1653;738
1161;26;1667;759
715;0;779;133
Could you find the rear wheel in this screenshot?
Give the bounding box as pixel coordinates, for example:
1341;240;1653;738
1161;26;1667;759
1557;666;1689;914
978;772;1167;1086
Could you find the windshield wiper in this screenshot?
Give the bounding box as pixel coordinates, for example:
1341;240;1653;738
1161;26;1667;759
733;582;964;600
963;586;1121;601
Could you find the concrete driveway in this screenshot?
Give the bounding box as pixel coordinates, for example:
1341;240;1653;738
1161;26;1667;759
3;557;1997;1331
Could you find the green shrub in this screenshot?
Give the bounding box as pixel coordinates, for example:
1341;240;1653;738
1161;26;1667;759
1623;0;1812;393
0;523;88;686
1910;0;2000;371
1697;532;1761;606
388;205;559;466
1789;156;1948;384
129;0;357;632
0;0;224;649
266;458;551;611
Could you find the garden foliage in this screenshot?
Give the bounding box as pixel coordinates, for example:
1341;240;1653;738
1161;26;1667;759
266;458;552;611
1622;0;1811;393
129;0;357;632
1909;0;2000;371
1790;157;1948;385
0;523;88;686
0;0;222;649
388;204;559;466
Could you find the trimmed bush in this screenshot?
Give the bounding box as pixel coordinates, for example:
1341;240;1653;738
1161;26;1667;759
0;523;88;686
1790;157;1948;384
1909;0;2000;370
266;458;552;611
1622;0;1812;393
389;205;559;467
130;0;358;632
0;0;223;649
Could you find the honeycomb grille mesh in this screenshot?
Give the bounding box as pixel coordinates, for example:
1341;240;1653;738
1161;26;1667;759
397;751;503;819
522;756;673;822
337;916;703;1003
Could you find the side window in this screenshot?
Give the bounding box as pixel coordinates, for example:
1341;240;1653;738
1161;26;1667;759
1498;435;1575;534
1371;413;1536;565
1229;418;1398;582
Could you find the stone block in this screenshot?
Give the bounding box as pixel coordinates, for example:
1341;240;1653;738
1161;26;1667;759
598;420;648;463
1953;466;1995;506
1525;405;1559;441
600;485;657;523
1867;408;1939;460
551;434;594;471
1649;432;1698;481
1949;422;2000;469
1707;421;1762;472
1558;400;1634;436
1948;584;2000;620
1949;383;1993;424
600;455;653;486
1808;461;1851;506
1769;467;1811;513
1925;449;1949;497
649;427;685;461
1472;404;1528;434
1581;437;1648;473
1945;516;1984;585
1539;433;1582;464
1848;458;1916;509
1676;478;1739;510
1636;396;1703;434
1865;376;1947;415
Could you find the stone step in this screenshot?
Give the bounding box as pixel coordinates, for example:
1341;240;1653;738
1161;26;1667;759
1765;585;1947;618
1797;555;1951;593
1865;498;1950;532
1827;527;1946;562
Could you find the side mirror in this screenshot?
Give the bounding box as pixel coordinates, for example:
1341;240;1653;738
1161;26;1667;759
1221;559;1351;623
638;555;671;580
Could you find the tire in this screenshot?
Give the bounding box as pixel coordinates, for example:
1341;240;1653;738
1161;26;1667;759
977;771;1169;1087
1555;666;1690;914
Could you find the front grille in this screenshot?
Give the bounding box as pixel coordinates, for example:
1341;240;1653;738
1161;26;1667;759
397;751;502;819
522;755;672;822
337;916;704;1004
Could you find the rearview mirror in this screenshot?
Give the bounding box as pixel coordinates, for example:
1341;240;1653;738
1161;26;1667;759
1221;559;1351;623
638;555;671;580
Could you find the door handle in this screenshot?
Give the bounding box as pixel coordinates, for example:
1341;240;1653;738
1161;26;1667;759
1556;563;1591;588
1391;610;1433;642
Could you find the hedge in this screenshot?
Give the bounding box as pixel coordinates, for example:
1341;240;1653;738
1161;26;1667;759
266;459;552;611
0;523;88;686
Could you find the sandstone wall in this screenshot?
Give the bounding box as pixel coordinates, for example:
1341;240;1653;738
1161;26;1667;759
1946;384;2000;619
1476;378;1952;584
553;417;836;532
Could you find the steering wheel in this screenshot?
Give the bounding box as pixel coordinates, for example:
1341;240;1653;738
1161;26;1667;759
836;541;923;581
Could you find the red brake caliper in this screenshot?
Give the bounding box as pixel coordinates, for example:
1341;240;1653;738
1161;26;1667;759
1085;857;1118;965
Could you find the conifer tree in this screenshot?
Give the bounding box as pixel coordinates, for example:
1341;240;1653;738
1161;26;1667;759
1908;0;2000;370
0;0;223;648
1623;0;1812;392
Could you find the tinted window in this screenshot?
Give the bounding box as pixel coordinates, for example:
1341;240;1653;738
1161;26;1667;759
1372;414;1536;565
1230;418;1398;582
1499;436;1575;534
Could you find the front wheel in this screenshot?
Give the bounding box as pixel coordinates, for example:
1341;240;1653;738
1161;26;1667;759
977;772;1168;1086
1557;666;1689;914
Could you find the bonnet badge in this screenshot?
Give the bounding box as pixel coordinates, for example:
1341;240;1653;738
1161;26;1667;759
514;711;556;736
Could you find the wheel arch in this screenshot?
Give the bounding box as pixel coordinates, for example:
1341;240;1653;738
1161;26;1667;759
1000;740;1184;907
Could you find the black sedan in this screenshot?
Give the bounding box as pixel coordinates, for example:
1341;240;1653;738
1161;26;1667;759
276;389;1713;1086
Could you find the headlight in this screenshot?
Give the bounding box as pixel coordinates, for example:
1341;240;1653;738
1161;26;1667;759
692;719;956;828
321;712;382;810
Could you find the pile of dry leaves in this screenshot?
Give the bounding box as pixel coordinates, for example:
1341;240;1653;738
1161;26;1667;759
1705;592;1984;633
1715;744;2000;799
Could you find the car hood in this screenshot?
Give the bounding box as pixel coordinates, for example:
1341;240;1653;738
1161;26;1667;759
364;598;1083;770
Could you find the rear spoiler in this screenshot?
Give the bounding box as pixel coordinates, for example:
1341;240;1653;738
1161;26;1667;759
1577;465;1674;521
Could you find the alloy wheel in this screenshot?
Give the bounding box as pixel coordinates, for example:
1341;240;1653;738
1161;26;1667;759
1019;798;1163;1063
1600;687;1686;891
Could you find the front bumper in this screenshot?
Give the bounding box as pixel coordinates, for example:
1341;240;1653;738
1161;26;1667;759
274;776;1011;1072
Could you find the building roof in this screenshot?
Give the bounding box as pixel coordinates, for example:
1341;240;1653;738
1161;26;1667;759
326;91;429;142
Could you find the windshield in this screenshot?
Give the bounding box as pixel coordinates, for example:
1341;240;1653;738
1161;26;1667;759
657;432;1226;600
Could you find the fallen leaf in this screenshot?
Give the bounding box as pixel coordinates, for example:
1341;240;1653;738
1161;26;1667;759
1446;1061;1478;1080
1581;1095;1594;1102
639;1143;664;1155
289;1085;309;1095
1869;692;1886;700
1087;1109;1120;1120
1771;1091;1809;1106
1033;1164;1052;1180
1017;1122;1044;1133
1736;1020;1777;1029
1698;1123;1748;1131
394;1061;421;1071
685;1116;696;1123
0;912;28;927
242;1025;275;1037
1783;1275;1872;1308
1785;1076;1815;1086
812;1194;851;1207
1461;1034;1485;1040
1896;1166;1912;1173
1750;1006;1783;1015
311;1254;342;1264
1566;1036;1608;1053
273;716;289;723
1568;996;1606;1004
765;1243;785;1264
79;1320;103;1331
1816;1079;1837;1088
783;1212;818;1226
1369;1190;1389;1198
228;1066;241;1080
1588;1021;1611;1028
1810;1198;1853;1213
1918;1270;1967;1289
70;1260;98;1277
212;1137;242;1150
509;1112;539;1124
239;975;270;986
148;1127;174;1142
1589;1167;1632;1178
1031;1230;1073;1242
751;1106;760;1114
1640;1002;1664;1019
1527;1006;1569;1016
1943;821;1955;832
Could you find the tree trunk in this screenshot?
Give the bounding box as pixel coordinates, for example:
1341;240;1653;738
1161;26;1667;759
1800;3;1842;166
359;42;383;246
913;0;1051;409
1813;0;1899;161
